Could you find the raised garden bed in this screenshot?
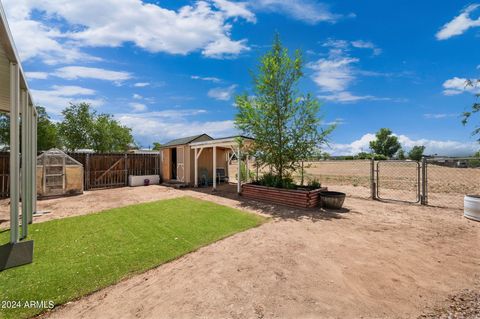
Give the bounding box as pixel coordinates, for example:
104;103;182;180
242;183;327;208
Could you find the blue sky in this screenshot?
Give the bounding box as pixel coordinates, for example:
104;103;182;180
3;0;480;155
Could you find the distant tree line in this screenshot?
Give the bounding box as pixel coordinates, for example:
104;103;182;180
0;102;136;153
307;128;430;161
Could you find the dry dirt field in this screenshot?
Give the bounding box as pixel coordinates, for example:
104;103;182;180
1;184;478;319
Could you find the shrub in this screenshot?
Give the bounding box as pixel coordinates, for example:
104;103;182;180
307;178;321;189
256;172;296;189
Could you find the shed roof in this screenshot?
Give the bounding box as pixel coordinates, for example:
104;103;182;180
190;135;254;149
0;2;35;113
162;134;213;148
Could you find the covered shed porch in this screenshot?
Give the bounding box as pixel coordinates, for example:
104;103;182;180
190;136;254;193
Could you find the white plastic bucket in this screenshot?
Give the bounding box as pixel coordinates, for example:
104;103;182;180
464;195;480;222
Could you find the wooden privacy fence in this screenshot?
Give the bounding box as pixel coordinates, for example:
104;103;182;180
0;152;161;197
68;153;161;190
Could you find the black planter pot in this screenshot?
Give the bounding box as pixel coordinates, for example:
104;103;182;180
320;191;346;209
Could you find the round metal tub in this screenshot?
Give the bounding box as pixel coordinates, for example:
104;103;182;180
464;195;480;222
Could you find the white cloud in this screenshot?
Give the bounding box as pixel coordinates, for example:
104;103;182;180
31;85;104;114
191;75;222;83
328;133;479;157
129;102;147;112
351;40;382;56
309;39;396;103
133;82;150;88
436;4;480;40
2;0;253;63
202;38;250;58
249;0;343;24
25;71;49;80
208;84;237;100
318;92;380;103
309;57;358;92
423;113;457;119
442;77;479;95
54;66;132;83
328;133;376;155
133;94;143;100
116;109;237;145
212;0;256;23
396;134;478;157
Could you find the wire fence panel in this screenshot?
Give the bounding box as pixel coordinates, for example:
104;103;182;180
297;160;372;199
376;161;420;203
228;160;373;199
426;157;480;209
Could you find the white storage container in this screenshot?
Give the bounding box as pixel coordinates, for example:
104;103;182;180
128;175;160;187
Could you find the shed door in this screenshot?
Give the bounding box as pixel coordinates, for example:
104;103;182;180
177;147;185;182
162;149;171;180
44;155;65;196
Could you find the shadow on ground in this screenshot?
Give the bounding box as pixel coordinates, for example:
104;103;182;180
182;183;352;222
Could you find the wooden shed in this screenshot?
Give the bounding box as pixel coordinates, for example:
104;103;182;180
160;134;254;192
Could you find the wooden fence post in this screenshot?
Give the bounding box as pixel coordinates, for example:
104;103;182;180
124;153;128;186
85;153;90;190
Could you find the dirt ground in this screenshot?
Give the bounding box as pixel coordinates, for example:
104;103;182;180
1;184;479;319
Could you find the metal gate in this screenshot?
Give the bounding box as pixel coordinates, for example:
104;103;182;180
375;160;421;203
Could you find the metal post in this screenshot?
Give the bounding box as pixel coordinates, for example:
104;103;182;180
194;148;198;187
370;158;376;200
9;63;20;243
212;146;217;190
124;154;128;186
85;153;90;190
237;146;241;194
26;100;33;224
245;155;250;183
32;107;37;217
421;157;428;205
20;90;27;237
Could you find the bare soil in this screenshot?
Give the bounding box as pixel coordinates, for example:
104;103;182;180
0;184;472;319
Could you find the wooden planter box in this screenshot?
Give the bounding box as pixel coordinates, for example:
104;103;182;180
242;183;328;208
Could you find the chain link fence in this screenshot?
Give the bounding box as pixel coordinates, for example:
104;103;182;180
230;157;480;209
375;161;421;203
425;157;480;209
298;160;372;199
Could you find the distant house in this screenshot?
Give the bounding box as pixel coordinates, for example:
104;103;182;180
160;134;254;190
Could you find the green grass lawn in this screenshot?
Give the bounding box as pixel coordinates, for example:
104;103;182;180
0;196;265;319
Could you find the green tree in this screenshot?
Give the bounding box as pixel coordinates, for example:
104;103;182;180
356;152;372;160
408;145;425;161
397;148;406;160
58;103;134;152
152;142;162;151
58;103;94;151
369;128;401;158
235;34;333;182
470;150;480;168
0;106;61;151
0;113;9;150
463;79;480;141
36;106;61;151
90;114;133;153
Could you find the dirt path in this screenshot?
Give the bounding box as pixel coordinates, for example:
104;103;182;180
13;185;476;319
